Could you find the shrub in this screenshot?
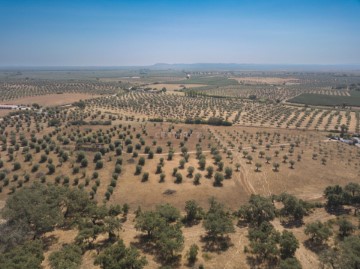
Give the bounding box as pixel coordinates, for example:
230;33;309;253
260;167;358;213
142;172;149;182
214;172;224;186
32;164;39;173
175;172;183;183
80;158;88;168
95;160;103;169
159;173;165;183
224;167;232;178
187;244;199;264
156;165;162;174
47;164;55;174
13;162;21;171
138;157;145;166
72;166;80;174
135;165;142;175
114;164;122;173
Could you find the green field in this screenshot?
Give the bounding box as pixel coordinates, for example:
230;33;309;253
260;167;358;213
288;91;360;107
168;76;239;87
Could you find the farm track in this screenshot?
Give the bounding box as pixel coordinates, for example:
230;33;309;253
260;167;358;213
231;150;257;195
223;227;247;269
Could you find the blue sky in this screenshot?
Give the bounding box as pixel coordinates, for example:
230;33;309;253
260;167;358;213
0;0;360;66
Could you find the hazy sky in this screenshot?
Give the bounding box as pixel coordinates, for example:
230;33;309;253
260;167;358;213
1;0;360;66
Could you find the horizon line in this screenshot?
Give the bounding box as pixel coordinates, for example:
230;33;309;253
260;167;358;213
1;63;360;68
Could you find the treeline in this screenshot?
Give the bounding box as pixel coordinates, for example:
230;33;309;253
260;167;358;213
148;118;164;122
148;117;233;126
324;182;360;212
185;90;231;99
70;120;112;126
0;183;136;269
185;117;232;126
1;182;359;269
0;183;234;268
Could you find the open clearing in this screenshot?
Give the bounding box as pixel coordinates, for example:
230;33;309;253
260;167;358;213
0;93;101;106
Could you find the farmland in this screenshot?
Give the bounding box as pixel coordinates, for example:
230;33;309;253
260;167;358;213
0;93;101;106
2;0;360;267
0;70;360;269
288;90;360;107
167;76;240;87
87;92;360;133
0;80;126;101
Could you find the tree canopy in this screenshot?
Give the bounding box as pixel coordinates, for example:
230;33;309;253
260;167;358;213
95;239;147;269
203;198;234;239
2;183;65;239
238;194;276;226
49;244;82;269
0;240;44;269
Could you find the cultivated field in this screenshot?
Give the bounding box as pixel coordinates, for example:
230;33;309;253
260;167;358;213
231;76;299;85
86;92;360;133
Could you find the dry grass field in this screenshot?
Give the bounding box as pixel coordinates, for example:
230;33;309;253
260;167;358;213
0;93;101;106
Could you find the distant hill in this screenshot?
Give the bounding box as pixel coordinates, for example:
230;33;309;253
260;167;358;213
150;63;360;72
1;63;360;72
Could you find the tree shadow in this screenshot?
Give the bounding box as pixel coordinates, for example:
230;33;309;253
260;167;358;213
303;239;329;253
246;255;279;269
154;254;182;268
200;235;233;253
42;234;58;251
130;234;157;256
236;220;248;228
130;235;181;268
185;260;198;268
182;219;201;228
246;255;262;269
280;219;304;228
325;207;351;216
94;237;119;253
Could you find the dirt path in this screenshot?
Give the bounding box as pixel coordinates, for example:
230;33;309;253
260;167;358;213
232;152;257;195
223;228;247;269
